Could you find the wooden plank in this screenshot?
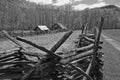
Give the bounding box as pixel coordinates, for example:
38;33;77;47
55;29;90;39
0;48;20;55
84;36;95;43
0;57;17;62
75;43;94;52
79;34;95;37
96;17;104;46
0;61;36;66
60;49;94;64
0;66;31;73
0;73;23;79
77;35;84;47
86;34;95;39
67;73;82;80
66;52;93;63
70;70;78;74
71;56;91;63
86;34;95;36
0;52;17;60
81;23;88;35
60;44;94;59
0;73;41;79
21;50;45;59
68;63;93;80
50;31;73;53
84;36;103;44
83;58;93;80
78;23;88;47
73;75;82;80
83;23;88;35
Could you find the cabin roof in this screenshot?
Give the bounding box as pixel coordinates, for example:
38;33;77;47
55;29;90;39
37;25;49;31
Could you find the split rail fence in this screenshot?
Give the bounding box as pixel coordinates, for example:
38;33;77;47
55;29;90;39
0;17;104;80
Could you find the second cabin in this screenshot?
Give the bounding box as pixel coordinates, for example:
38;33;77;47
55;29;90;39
50;23;68;32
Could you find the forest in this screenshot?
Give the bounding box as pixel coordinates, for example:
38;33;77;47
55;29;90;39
0;0;120;31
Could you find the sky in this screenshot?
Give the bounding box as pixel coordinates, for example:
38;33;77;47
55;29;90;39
28;0;120;10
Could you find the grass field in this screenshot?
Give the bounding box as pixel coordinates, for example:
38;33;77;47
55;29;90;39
0;30;120;80
0;30;80;52
103;29;120;41
102;29;120;80
102;39;120;80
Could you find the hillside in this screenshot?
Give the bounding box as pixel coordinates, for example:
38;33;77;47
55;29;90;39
99;5;120;29
100;5;120;10
82;5;120;29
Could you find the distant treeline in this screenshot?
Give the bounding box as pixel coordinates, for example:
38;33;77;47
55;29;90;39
0;0;120;31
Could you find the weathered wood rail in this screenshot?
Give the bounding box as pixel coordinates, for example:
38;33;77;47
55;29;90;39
0;17;104;80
